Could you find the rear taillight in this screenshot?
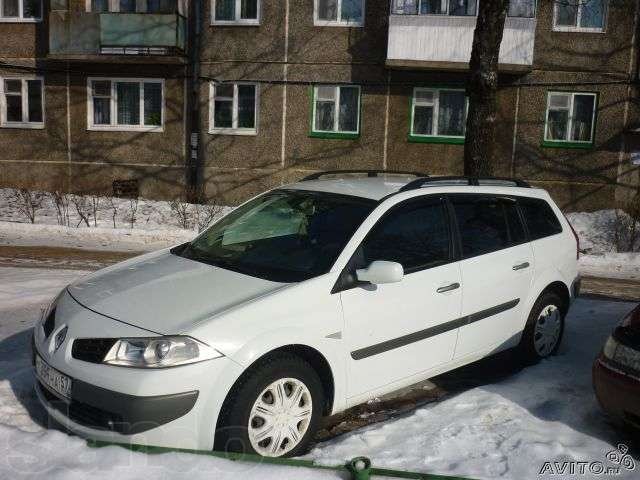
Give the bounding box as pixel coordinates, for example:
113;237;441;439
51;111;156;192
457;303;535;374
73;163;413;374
564;215;580;260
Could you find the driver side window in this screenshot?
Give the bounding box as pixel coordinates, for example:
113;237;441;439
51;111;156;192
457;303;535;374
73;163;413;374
358;199;451;274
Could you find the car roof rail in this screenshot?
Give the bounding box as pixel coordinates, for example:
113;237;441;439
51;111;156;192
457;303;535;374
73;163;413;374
399;176;531;192
302;170;428;181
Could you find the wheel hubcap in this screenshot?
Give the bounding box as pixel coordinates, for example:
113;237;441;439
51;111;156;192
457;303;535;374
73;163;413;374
248;378;312;457
533;304;562;357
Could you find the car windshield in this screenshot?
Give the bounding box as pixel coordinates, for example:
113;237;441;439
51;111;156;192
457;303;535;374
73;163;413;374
173;189;376;282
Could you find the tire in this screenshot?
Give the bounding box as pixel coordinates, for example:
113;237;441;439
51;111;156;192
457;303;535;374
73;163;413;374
517;291;565;364
214;352;325;458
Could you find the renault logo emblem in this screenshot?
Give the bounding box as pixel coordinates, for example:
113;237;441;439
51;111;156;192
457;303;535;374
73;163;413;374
54;326;68;352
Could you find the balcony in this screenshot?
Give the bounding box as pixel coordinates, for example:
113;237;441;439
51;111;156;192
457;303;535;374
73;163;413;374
386;14;536;73
49;12;187;61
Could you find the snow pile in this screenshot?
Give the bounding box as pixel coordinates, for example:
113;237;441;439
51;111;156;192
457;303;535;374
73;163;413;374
0;266;638;479
0;188;232;252
566;210;640;280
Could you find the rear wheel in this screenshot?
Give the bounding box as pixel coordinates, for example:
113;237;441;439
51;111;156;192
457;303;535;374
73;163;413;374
518;292;565;364
214;353;324;457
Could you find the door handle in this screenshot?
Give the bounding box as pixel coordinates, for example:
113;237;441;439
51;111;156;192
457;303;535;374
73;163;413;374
437;282;460;293
512;262;530;271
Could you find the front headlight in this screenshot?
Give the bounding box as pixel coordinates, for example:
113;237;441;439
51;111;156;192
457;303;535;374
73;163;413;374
602;334;640;373
103;336;223;368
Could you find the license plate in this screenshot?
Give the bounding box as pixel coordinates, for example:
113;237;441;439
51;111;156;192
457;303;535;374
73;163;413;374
36;355;72;400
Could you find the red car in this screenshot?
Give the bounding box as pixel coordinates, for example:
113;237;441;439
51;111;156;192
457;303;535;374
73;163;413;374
593;304;640;429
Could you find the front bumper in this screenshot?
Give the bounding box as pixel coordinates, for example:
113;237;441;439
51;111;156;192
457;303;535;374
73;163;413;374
33;289;244;450
593;356;640;428
36;375;198;435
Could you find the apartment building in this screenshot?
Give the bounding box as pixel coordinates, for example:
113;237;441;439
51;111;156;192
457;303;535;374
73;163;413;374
1;0;639;210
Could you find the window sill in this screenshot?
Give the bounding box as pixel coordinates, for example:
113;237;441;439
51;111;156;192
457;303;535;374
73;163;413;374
408;135;464;145
88;125;164;133
209;128;257;136
313;20;364;28
552;26;605;34
211;20;260;26
0;18;41;23
541;140;594;149
0;123;44;129
309;131;360;140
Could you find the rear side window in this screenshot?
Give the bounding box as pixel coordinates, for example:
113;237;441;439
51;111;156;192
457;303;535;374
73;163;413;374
451;195;527;258
359;199;450;273
518;197;563;240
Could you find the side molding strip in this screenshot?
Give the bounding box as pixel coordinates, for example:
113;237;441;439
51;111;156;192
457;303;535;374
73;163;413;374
350;298;520;360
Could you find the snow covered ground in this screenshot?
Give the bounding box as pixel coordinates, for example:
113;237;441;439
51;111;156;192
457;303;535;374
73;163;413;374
0;266;637;479
0;188;231;252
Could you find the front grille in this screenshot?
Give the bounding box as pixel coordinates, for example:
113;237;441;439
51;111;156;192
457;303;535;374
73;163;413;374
38;381;124;432
72;338;118;364
43;307;56;338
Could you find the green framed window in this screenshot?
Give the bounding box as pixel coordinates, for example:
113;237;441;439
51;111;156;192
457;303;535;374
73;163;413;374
543;91;597;148
409;87;467;144
310;85;361;139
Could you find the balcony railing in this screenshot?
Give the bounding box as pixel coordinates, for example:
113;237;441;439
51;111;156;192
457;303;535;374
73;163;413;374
386;14;536;72
49;11;187;58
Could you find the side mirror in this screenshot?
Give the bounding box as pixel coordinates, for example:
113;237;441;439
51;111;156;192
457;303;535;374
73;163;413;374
356;261;404;285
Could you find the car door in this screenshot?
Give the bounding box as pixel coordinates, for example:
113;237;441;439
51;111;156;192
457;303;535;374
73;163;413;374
450;194;534;359
340;196;463;400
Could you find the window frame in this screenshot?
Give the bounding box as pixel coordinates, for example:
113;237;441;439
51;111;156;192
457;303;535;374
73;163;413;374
211;0;261;25
0;76;44;129
86;77;165;132
314;0;365;27
543;90;598;148
552;0;608;33
208;81;259;135
310;84;362;139
0;0;42;22
409;87;468;144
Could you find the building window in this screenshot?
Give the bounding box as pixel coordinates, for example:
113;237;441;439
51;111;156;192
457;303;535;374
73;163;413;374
212;0;260;24
553;0;607;32
410;88;467;144
544;91;597;147
88;78;164;131
88;0;181;13
508;0;536;18
311;85;361;139
0;77;44;128
209;82;258;135
315;0;364;26
391;0;476;16
0;0;42;21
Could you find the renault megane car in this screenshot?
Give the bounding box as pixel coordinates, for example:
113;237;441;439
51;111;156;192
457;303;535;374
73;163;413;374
33;171;580;457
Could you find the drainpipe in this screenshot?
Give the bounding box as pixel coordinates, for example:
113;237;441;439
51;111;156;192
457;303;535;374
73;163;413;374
186;0;202;200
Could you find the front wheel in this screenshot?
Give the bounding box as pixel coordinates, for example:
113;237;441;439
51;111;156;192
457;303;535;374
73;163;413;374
214;353;324;457
518;292;565;364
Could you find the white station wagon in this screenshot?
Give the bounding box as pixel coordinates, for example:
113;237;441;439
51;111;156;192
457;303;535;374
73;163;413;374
33;171;580;457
